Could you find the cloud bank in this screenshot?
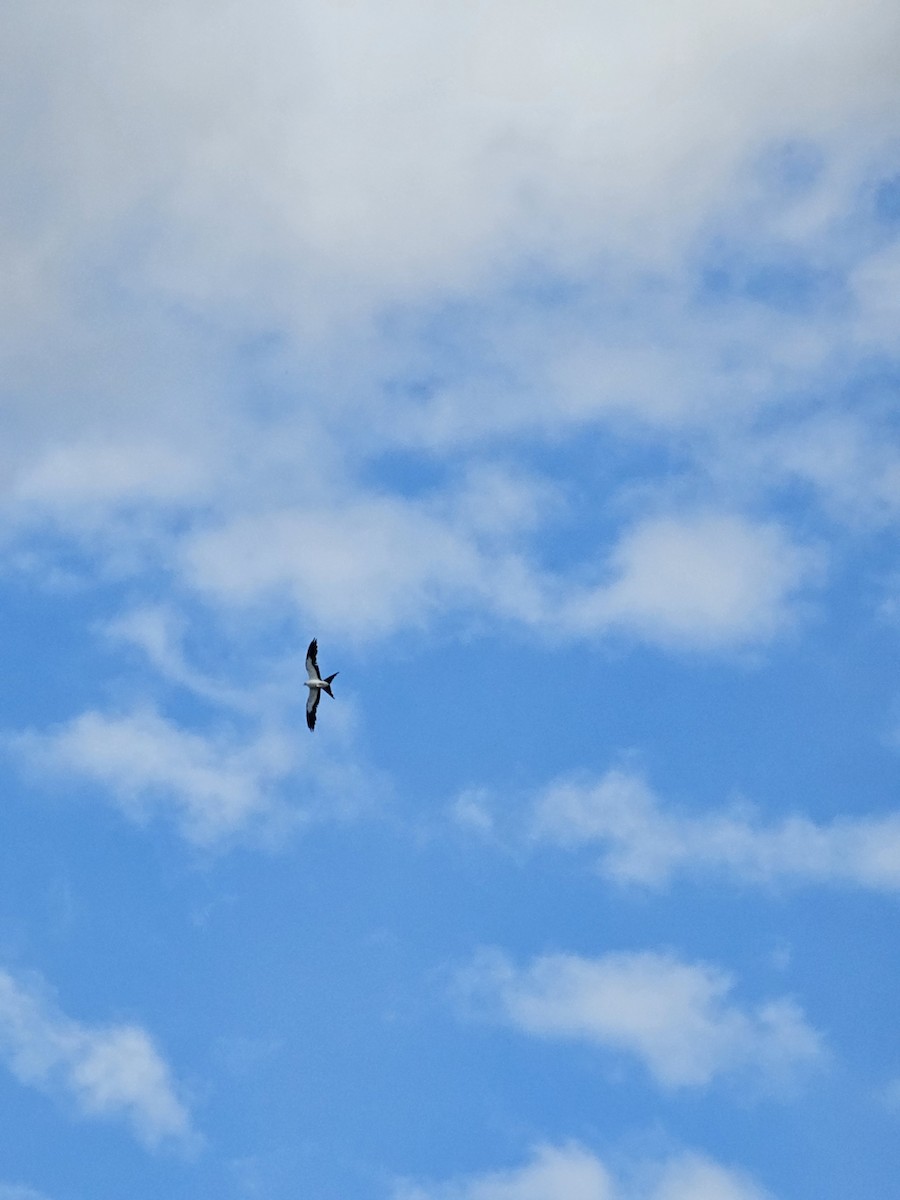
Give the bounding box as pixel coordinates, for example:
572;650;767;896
6;0;900;330
2;0;898;658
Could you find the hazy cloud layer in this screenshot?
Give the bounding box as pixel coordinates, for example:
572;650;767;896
460;949;823;1089
0;970;195;1148
532;769;900;889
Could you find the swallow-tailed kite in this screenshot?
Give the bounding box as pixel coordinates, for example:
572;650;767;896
305;638;339;731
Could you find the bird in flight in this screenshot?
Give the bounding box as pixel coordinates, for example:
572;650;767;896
305;638;339;731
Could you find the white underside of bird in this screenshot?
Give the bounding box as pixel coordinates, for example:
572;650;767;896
304;638;339;731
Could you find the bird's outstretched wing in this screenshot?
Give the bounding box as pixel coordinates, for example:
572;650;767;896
306;638;322;681
306;687;321;731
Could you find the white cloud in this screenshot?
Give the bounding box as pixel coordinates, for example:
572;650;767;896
460;949;823;1088
650;1154;773;1200
562;514;819;649
532;769;900;890
179;476;555;639
750;413;900;526
0;1187;53;1200
12;708;299;846
102;606;253;712
389;270;860;453
181;502;490;638
0;969;196;1149
179;502;819;649
451;789;497;838
879;1077;900;1114
394;1143;773;1200
11;440;205;512
11;685;380;847
5;0;899;332
2;0;897;439
851;239;900;349
395;1143;615;1200
0;0;895;660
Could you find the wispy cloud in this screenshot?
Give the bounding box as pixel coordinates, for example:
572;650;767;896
0;1187;53;1200
394;1142;773;1200
531;769;900;890
0;969;196;1149
12;708;299;846
102;605;256;712
394;1143;614;1200
459;949;823;1089
879;1077;900;1114
646;1154;774;1200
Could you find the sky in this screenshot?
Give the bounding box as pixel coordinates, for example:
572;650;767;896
1;1;900;1197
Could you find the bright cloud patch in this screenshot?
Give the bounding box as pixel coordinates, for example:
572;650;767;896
564;515;818;649
394;1143;773;1200
532;769;900;889
460;949;823;1089
0;969;195;1149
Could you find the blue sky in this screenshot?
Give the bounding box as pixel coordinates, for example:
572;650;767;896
2;2;900;1198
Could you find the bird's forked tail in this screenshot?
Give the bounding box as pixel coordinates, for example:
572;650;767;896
323;672;339;697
